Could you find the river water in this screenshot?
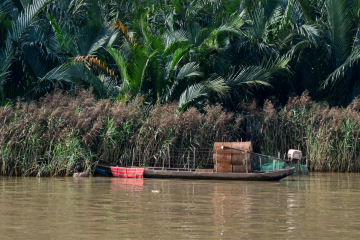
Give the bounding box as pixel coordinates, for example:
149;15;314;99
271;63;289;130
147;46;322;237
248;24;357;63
0;173;359;239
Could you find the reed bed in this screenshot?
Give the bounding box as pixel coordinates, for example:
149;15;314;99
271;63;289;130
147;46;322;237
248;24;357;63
1;90;360;176
244;92;360;172
0;90;240;176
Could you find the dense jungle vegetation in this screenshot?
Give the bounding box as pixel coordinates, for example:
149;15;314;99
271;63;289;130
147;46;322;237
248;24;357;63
1;0;360;176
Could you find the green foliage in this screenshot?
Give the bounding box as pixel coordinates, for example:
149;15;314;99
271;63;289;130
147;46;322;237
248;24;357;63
6;0;359;107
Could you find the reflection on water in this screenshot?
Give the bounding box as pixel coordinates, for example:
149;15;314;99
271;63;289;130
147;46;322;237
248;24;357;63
1;174;360;239
111;178;144;198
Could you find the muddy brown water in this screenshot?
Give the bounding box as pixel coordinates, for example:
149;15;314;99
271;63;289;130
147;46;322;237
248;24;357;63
0;173;359;239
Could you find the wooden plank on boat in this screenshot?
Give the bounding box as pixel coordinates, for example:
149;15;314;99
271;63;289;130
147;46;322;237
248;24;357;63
195;169;214;173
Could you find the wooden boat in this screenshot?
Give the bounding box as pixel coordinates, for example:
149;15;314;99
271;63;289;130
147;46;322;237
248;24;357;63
97;142;302;181
143;167;295;181
104;166;294;181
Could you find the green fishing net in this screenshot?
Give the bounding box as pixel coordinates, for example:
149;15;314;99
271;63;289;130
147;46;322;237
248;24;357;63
253;154;309;175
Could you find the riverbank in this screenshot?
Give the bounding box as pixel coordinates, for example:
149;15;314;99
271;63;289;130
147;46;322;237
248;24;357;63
1;90;360;176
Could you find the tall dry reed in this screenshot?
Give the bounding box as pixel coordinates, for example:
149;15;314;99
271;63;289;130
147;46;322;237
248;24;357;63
0;90;242;176
2;90;360;176
244;92;360;172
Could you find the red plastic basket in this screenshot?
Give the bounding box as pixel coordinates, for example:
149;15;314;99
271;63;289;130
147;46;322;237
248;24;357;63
111;167;144;178
110;167;127;178
126;168;137;178
136;168;144;178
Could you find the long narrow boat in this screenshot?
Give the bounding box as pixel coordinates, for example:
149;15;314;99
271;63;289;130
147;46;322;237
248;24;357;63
98;143;302;181
143;167;295;181
99;163;295;181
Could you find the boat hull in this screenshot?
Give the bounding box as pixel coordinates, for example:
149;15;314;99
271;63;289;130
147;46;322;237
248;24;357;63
144;167;295;181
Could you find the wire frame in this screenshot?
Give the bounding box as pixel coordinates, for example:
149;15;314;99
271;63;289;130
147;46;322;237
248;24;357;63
120;146;215;169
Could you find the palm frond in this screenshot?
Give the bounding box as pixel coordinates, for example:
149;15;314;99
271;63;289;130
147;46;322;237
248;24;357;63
54;62;115;98
0;39;14;92
128;47;155;94
163;29;188;50
74;55;116;79
10;0;50;42
165;61;203;102
296;24;320;47
165;47;188;80
68;0;92;19
22;43;56;78
325;0;352;66
46;13;76;55
226;55;291;96
88;23;116;56
203;74;231;100
186;22;207;47
177;74;231;112
353;24;360;49
106;47;131;90
296;0;316;21
0;0;14;15
76;14;102;56
323;46;360;88
37;63;73;88
114;19;134;45
178;83;210;112
249;6;267;40
226;66;272;87
32;63;78;95
176;62;203;80
107;29;119;48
